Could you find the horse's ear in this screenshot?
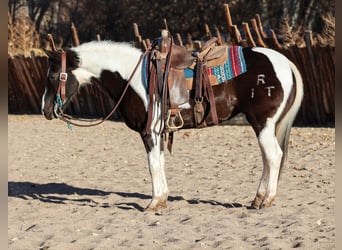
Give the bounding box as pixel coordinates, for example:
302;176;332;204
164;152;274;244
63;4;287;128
42;48;60;62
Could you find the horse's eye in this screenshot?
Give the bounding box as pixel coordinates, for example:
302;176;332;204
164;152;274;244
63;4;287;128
49;72;59;80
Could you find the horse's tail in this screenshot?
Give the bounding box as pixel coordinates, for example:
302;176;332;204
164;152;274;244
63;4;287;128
276;60;304;172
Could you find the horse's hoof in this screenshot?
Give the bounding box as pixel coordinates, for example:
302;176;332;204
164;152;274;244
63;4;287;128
251;194;264;209
261;197;275;208
251;201;261;209
252;196;275;209
144;199;168;212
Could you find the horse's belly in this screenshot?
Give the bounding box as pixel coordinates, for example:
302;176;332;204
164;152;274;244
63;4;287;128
180;83;236;128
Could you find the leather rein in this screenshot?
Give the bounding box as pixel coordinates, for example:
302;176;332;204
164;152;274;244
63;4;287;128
54;50;146;128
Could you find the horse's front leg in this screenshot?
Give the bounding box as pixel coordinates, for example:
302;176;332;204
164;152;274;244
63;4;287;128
141;131;169;211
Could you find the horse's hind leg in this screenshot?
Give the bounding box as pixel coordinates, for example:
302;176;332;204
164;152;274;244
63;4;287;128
251;149;269;208
252;121;283;209
144;132;169;211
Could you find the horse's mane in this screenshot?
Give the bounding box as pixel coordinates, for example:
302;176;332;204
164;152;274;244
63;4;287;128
72;40;140;54
69;40;147;108
70;40;142;78
71;41;141;61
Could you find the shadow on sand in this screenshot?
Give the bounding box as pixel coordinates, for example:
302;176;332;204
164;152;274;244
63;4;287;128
8;181;251;211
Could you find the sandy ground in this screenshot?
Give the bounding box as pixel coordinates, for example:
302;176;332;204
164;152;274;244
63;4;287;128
8;115;335;249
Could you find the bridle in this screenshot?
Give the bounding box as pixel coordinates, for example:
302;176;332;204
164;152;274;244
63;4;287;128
53;49;146;128
53;50;67;117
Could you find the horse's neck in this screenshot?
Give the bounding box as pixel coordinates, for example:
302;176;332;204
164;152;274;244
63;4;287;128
71;42;148;108
75;45;141;80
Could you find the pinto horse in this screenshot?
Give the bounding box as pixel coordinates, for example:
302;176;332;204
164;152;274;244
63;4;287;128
42;40;303;211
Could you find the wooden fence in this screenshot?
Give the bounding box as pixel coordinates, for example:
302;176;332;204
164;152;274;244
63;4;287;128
8;43;334;126
8;3;334;125
279;45;335;125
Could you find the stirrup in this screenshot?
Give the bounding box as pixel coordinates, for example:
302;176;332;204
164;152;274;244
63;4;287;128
166;109;184;131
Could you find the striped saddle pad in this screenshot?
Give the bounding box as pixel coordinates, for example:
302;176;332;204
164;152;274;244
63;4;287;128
184;46;247;88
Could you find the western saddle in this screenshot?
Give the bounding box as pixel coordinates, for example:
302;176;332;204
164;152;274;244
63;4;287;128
145;30;228;151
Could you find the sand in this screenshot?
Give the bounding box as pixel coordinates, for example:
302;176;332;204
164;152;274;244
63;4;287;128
8;115;335;249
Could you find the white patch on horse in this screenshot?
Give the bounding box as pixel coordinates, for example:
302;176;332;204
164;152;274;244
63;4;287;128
257;119;283;200
252;47;293;121
147;98;169;200
41;87;47;114
41;67;51;114
70;41;148;109
71;68;96;85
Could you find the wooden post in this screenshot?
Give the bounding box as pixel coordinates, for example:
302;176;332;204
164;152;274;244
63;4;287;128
71;22;80;46
304;30;324;122
47;34;57;51
215;26;223;45
304;30;313;47
17;55;41;113
133;23;140;39
223;3;236;45
194;41;202;50
270;29;282;49
132;23;143;49
186;33;193;49
231;25;242;45
163;18;169;31
145;38;151;50
255;14;267;38
204;23;212;40
8;55;26;112
96;34;101;41
223;4;233;33
250;18;267;47
176;33;184;47
141;40;148;52
242;22;256;47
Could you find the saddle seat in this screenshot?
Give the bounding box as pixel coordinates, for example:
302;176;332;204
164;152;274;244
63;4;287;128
159;37;228;70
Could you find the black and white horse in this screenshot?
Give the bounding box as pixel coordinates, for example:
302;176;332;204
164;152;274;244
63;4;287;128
42;40;303;211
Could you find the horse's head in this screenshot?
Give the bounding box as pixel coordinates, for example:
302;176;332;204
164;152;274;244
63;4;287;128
41;49;80;120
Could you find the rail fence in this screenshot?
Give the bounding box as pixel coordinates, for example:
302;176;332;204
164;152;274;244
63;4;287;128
8;4;334;125
8;43;334;126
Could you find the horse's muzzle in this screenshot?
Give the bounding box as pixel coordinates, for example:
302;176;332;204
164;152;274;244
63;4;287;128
42;109;54;120
41;102;56;120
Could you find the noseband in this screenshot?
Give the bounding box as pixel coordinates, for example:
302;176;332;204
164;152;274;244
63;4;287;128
54;50;67;117
53;49;146;128
58;50;68;101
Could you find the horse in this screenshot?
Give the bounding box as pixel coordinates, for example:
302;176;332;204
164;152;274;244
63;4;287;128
41;39;303;211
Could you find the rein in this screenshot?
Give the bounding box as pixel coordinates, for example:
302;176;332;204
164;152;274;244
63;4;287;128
54;50;147;128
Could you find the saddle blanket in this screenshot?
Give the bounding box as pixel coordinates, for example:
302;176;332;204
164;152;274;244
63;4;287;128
141;46;247;92
184;46;247;85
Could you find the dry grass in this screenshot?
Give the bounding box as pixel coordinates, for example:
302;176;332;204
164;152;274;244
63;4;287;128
316;12;335;47
277;12;335;48
8;13;42;56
